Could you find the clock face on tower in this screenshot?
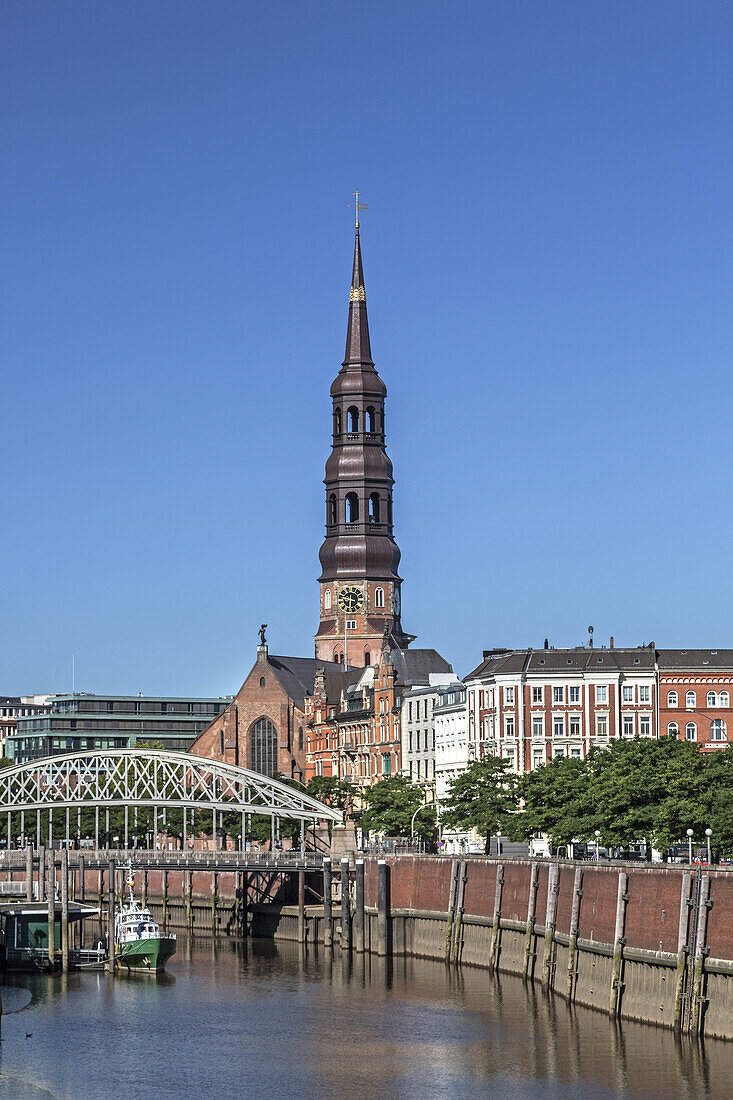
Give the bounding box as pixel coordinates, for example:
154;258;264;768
337;585;365;614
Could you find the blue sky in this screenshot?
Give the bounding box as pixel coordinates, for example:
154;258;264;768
3;1;733;695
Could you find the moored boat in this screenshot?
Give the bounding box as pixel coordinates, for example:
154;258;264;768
115;866;176;973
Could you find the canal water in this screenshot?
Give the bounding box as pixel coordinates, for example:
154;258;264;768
0;937;730;1099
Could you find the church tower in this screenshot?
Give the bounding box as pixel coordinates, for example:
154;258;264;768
315;211;414;668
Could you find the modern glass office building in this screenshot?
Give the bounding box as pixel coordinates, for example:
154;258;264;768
7;693;231;763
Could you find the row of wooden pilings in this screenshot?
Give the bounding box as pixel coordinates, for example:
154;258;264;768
319;858;390;956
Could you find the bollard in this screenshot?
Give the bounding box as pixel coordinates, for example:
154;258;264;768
47;850;55;967
340;858;351;951
354;860;365;954
323;861;333;948
298;869;306;944
377;860;390;957
60;848;69;973
25;846;33;902
107;859;116;970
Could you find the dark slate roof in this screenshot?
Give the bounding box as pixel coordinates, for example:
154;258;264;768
266;655;341;709
658;649;733;670
390;648;453;687
0;697;21;706
465;646;656;681
322;664;363;701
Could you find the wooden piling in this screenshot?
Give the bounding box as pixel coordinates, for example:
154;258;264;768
241;871;248;937
60;848;69;973
25;846;33;902
673;872;693;1032
298;869;306;944
38;844;46;903
323;861;333;948
46;850;55;968
488;863;505;971
451;860;467;963
541;863;560;990
354;860;365;954
211;871;218;934
523;862;539;979
107;859;116;970
340;858;351;951
377;859;390;957
162;870;168;927
445;860;459;962
691;874;711;1035
609;871;629;1017
566;867;583;1000
78;854;85;901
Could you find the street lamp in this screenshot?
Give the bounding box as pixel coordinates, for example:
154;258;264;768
686;828;694;864
594;829;600;861
705;827;713;865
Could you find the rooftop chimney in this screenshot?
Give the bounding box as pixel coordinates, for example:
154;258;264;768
610;636;614;649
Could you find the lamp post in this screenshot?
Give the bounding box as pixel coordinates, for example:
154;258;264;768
705;827;713;865
686;827;694;865
497;830;502;857
594;830;600;861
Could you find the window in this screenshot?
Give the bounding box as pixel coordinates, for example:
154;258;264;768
595;685;607;704
369;493;380;523
721;691;730;707
531;687;543;705
374;587;384;608
639;716;651;737
639;685;650;703
505;686;515;704
408;702;412;721
553;718;564;738
416;759;421;779
366;405;375;433
570;747;582;758
622;686;633;703
324;588;332;610
532;750;545;768
686;691;696;708
686;722;697;742
347;406;359;432
329;494;337;526
553;687;564;704
707;691;717;707
596;715;608;737
623;715;634;738
345;493;359;523
364;651;370;666
711;719;727;742
667;690;678;707
250;717;278;777
259;677;266;688
298;726;304;750
505;717;515;738
532;717;544;738
569;686;580;703
668;722;679;738
554;748;565;758
346;619;357;630
334;408;342;435
383;755;392;776
569;716;580;737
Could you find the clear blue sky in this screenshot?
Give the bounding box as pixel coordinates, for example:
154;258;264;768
3;1;733;696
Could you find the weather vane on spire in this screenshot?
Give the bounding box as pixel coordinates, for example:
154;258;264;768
349;189;369;230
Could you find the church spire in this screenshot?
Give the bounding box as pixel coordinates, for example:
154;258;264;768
343;205;373;367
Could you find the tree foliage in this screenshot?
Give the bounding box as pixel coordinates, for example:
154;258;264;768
440;756;518;852
360;776;435;839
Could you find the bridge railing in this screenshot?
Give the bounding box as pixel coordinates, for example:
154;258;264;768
0;848;325;870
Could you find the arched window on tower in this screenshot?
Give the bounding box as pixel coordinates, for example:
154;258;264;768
329;494;337;526
369;493;380;523
334;408;342;436
364;651;371;666
324;588;332;611
250;717;278;777
374;587;385;608
366;406;375;433
347;406;359;433
334;650;343;665
387;494;393;526
345;493;359;523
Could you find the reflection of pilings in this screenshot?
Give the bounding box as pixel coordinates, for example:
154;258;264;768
354;860;365;953
60;847;69;973
340;858;351;952
377;860;390;957
323;862;333;948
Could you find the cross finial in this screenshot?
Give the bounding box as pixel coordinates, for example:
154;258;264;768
349;189;369;230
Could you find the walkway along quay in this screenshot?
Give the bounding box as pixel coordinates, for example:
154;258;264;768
6;849;733;1041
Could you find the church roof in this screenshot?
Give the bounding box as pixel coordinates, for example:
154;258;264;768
266;655;341;709
389;648;453;687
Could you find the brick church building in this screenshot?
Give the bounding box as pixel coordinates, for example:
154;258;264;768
191;215;449;787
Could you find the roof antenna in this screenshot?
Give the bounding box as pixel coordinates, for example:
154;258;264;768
588;626;594;649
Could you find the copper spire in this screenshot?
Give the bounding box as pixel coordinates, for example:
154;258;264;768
343;226;373;367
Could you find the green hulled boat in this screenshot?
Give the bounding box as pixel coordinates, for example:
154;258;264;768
114;868;176;973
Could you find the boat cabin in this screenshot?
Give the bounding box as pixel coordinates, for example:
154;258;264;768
0;901;100;970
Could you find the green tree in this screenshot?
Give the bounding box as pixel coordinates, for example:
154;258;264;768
360;776;434;839
517;756;593;848
440;756;517;853
306;776;354;812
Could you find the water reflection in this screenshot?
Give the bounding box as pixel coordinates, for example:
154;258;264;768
0;940;727;1099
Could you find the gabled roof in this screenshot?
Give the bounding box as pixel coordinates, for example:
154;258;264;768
658;649;733;670
266;655;341;709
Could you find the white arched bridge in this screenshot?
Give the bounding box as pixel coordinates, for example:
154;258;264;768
0;749;341;851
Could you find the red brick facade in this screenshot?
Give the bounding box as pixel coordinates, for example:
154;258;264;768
658;650;733;753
